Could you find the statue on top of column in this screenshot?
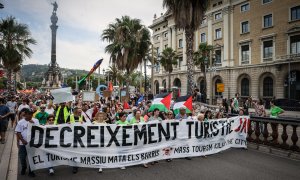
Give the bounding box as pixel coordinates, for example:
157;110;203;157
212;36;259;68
52;1;58;13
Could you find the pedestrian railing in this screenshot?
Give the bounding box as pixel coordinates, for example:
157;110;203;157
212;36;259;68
247;116;300;152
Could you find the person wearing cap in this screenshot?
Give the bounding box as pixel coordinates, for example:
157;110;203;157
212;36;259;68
35;104;49;125
175;107;188;120
15;108;39;177
54;102;71;125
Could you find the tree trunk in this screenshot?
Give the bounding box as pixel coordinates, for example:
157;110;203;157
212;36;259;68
125;70;130;101
6;69;15;93
168;72;171;92
185;28;195;96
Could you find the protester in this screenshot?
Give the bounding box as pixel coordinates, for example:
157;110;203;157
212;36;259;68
253;99;266;117
175;107;188;120
17;99;30;118
0;98;10;144
66;107;86;124
148;108;162;121
46;115;55;175
81;103;93;123
35;104;49;125
45;102;55;115
197;113;205;121
15;108;39;177
54;102;71;125
269;100;284;118
130;109;145;124
6;96;17;128
232;93;240;114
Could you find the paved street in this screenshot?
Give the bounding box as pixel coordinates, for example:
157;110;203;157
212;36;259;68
17;148;300;180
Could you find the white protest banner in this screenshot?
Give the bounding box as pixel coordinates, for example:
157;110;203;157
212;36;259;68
82;91;96;102
50;87;73;104
26;116;249;170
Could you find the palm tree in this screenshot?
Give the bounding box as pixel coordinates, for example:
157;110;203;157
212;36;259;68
108;64;120;85
0;16;36;92
160;47;178;92
163;0;209;95
102;16;151;96
194;43;213;102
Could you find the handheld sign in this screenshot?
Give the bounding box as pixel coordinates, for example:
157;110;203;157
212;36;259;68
51;87;73;104
82;91;96;102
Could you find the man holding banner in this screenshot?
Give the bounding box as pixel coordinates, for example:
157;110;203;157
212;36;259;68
15;108;39;177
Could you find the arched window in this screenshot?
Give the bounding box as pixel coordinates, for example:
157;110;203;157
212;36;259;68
199;79;205;94
162;79;166;89
154;81;159;95
263;77;273;97
241;78;249;96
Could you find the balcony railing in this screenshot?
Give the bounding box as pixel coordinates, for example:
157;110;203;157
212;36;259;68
276;53;300;61
247;116;300;152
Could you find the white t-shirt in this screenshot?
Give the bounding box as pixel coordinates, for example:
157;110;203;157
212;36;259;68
45;107;55;115
6;101;17;113
18;104;30;112
15;118;40;145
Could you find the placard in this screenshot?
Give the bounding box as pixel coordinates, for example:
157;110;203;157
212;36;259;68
82;91;96;102
51;87;73;104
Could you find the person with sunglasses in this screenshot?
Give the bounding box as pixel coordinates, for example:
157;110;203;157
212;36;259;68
165;111;174;120
35;104;49;125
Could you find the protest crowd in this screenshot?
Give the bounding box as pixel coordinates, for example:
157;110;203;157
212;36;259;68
0;88;284;177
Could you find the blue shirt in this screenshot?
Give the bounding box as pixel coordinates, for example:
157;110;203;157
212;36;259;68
0;105;10;120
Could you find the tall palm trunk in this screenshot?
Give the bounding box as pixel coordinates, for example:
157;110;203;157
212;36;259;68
168;71;171;92
6;69;15;92
185;28;195;96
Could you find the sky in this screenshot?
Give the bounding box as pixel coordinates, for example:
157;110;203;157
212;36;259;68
0;0;165;71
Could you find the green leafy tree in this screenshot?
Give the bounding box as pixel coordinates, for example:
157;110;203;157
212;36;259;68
163;0;209;95
160;47;178;92
193;43;213;99
102;16;151;96
0;16;36;92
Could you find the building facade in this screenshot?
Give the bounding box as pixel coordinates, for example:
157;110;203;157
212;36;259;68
149;0;300;103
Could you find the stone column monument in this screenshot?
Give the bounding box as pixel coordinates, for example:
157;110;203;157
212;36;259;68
43;1;62;88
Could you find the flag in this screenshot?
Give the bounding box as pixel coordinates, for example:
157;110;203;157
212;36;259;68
173;95;193;115
123;101;130;109
148;93;172;112
136;95;144;106
78;59;103;85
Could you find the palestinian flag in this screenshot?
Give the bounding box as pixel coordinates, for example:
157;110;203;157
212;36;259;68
173;95;193;115
148;93;172;112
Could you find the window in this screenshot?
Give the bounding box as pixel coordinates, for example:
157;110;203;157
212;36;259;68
215;50;221;65
178;39;183;48
241;78;250;97
291;35;300;54
215;28;222;39
215;12;222;20
241;44;250;64
241;3;250;12
263;14;273;28
262;0;272;4
263;77;273;97
178;57;183;67
291;6;300;21
241;21;249;34
263;40;273;60
201;33;206;42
